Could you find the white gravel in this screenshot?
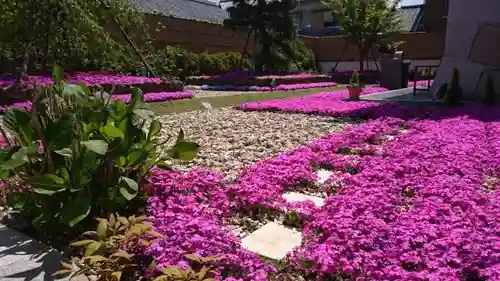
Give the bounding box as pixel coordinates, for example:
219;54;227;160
157;108;349;179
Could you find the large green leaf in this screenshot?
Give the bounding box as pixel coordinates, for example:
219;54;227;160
120;176;138;191
101;124;124;139
7;192;29;210
62;84;85;102
168;141;199;161
119;176;138;200
2;147;29;170
54;147;73;157
60;194;91;227
32;173;68;195
148;120;161;140
52;64;64;83
44;115;75;150
82;140;108;155
3;108;32;144
130;88;144;108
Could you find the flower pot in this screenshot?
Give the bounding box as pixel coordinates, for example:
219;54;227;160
348;86;362;100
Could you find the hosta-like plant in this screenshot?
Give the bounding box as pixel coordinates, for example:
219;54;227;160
0;65;198;232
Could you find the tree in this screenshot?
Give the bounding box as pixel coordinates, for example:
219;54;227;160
324;0;402;71
224;0;301;73
0;0;147;75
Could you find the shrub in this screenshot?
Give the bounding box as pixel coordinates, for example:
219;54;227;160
0;65;198;234
443;68;463;107
483;75;496;105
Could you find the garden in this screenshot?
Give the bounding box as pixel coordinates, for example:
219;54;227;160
2;0;499;281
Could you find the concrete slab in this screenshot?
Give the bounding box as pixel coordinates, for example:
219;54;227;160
282;192;325;207
241;222;302;260
316;169;333;184
0;224;76;281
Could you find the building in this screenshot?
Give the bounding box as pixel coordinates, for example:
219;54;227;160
431;0;500;99
293;0;441;37
130;0;229;24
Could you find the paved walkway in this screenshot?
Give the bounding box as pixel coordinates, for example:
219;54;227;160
0;223;85;281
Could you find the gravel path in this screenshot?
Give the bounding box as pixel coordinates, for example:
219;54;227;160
157;108;350;179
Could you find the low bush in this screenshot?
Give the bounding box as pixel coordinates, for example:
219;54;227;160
0;65;198;236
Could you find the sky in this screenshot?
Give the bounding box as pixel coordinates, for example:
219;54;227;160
400;0;424;5
212;0;425;6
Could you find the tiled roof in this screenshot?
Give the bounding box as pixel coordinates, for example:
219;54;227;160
398;4;424;32
130;0;229;24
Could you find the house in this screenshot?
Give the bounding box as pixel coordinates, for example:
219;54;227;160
293;0;446;37
130;0;229;24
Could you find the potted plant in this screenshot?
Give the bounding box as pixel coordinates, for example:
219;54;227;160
347;71;362;100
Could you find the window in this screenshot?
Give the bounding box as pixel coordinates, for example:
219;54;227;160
294;13;303;28
323;10;337;28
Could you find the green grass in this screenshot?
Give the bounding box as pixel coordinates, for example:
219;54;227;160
150;86;345;115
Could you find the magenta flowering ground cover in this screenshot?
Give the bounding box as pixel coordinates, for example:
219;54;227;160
145;103;500;280
0;92;192;113
238;87;390;117
146;168;275;281
225;105;500;280
0;73;162;87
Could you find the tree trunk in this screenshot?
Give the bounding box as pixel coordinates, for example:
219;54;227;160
358;46;365;72
17;0;38;81
239;27;253;71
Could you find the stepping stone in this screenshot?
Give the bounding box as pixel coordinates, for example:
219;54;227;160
316;169;333;184
201;102;213;109
0;223;87;281
282;192;325;207
241;222;302;260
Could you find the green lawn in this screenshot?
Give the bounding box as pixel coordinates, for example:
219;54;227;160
150;86;345;115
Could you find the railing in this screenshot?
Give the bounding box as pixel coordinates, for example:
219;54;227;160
297;26;341;37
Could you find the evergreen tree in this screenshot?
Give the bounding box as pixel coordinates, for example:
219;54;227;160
224;0;302;72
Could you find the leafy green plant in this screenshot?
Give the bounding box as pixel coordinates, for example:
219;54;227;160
325;0;402;71
483;75;496;105
282;211;304;228
55;213;161;281
348;71;361;88
153;254;221;281
444;68;463;107
1;65;198;232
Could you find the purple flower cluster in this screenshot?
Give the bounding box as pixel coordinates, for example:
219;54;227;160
0;73;162;88
288;106;500;280
146;168;275;281
111;91;193;104
0;92;192;113
188;82;338;92
225;105;500;280
238;87;390;117
0;101;33;113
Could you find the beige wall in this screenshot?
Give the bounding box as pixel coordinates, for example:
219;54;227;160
431;0;500;99
140;15;445;68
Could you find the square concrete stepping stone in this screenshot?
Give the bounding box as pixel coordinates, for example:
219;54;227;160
241;222;302;260
282;192;325;207
316;169;333;184
0;223;87;281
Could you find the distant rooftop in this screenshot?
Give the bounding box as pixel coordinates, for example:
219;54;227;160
398;4;425;32
130;0;229;24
